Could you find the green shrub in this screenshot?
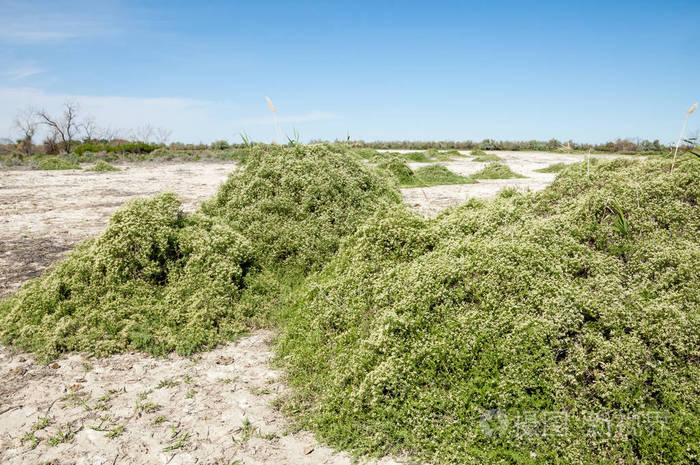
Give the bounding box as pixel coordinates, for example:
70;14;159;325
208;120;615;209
425;149;465;161
211;140;230;150
471;150;503;162
0;194;253;358
3;146;698;463
375;156;416;185
74;142;159;156
409;164;475;187
149;147;174;159
472;162;525;179
35;157;80;170
400;151;432;162
86;160;120;172
535;162;569;173
278;157;700;465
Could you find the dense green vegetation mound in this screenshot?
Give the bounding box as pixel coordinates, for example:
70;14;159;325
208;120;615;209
87;160;120;172
201;145;400;270
35;156;80;170
375;156;417;185
471;150;504;162
376;157;474;187
278;157;700;464
425;149;466;161
0;145;398;358
411;164;475;186
0;194;253;358
74;142;160;156
535;162;569;173
472;162;526;179
1;146;698;463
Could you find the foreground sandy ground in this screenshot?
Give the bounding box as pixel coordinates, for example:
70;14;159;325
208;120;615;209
0;332;401;465
0;161;236;298
0;152;629;464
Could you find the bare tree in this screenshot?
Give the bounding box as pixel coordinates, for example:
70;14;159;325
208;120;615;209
132;124;154;143
13;107;39;155
80;116;100;143
36;102;80;153
99;126;122;142
154;126;172;145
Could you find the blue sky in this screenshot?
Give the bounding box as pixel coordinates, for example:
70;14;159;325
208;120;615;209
1;0;698;144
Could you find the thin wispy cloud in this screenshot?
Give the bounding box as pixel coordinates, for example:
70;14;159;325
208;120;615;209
234;111;338;127
0;66;43;81
0;1;118;42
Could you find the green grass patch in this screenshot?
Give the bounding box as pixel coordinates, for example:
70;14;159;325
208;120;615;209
408;164;475;187
376;158;474;187
425;149;466;161
534;162;569;173
397;151;432;162
86;160;120;172
35;157;80;170
470;149;504;162
472;162;526;179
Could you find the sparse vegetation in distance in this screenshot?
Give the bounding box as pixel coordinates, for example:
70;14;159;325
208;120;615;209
535;162;569;173
374;156;475;187
35;156;80;170
470;150;504;162
472;162;526;179
407;164;475;187
86;160;120;172
1;131;685;170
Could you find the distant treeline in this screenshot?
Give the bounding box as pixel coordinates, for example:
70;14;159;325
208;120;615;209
0;137;677;161
339;138;669;153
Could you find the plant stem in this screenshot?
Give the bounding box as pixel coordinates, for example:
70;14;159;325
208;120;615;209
587;148;591;176
672;113;690;172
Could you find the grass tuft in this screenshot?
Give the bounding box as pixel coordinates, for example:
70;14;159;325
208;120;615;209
535;162;569;173
86;160;120;172
35;157;80;170
472;162;526;179
470;150;504;162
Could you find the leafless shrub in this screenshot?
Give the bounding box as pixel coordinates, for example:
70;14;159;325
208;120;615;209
13;107;39;155
36;102;80;153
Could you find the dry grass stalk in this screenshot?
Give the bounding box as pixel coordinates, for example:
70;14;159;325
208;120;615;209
672;103;697;171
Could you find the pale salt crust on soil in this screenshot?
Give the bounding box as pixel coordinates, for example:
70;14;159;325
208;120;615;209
393;150;635;216
0;153;631;464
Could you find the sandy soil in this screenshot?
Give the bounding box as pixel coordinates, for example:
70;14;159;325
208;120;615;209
398;150;632;216
0;153;632;464
0;161;236;298
0;331;399;465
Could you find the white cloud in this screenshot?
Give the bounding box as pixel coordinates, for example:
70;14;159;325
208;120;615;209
0;87;339;143
0;66;44;81
233;111;338;126
0;1;117;42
